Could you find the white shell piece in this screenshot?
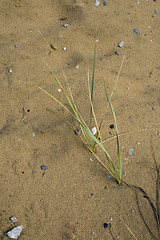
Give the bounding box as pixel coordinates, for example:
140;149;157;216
118;41;125;48
10;217;17;223
92;126;97;135
95;0;100;6
7;225;23;239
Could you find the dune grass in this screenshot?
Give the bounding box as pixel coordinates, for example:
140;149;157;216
39;40;122;184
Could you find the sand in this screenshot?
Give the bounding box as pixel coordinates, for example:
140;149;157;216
0;0;160;239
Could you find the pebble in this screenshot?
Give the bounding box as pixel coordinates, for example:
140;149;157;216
124;158;128;161
58;88;62;92
8;68;12;73
106;174;112;179
89;157;93;162
122;171;126;176
103;1;107;5
110;124;115;129
15;45;18;48
133;29;139;34
129;149;134;156
7;225;23;239
63;24;69;27
75;129;81;135
118;41;125;48
131;209;135;213
32;132;35;137
62;47;67;51
104;223;108;228
75;65;79;69
154;10;159;14
41;165;47;171
92;126;97;135
10;217;17;223
115;51;121;55
95;0;100;6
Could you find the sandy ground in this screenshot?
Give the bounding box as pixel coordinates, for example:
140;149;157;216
0;0;160;239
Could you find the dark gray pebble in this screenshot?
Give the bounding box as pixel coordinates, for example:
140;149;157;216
103;1;107;5
41;165;47;170
110;124;115;129
104;223;108;228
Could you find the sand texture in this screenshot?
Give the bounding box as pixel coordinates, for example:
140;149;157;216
0;0;160;239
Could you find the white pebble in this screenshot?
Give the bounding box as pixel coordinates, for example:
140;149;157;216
92;126;97;135
63;47;67;51
63;24;69;27
58;89;62;92
7;225;23;239
75;65;79;69
129;149;134;156
8;68;12;73
10;217;17;223
118;41;125;48
95;0;100;6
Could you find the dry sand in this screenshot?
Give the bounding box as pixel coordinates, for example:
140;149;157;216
0;0;160;239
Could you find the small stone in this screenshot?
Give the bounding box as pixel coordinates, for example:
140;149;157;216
8;68;12;73
124;158;128;161
62;47;67;51
89;157;93;162
104;223;108;228
110;124;115;129
32;132;35;137
92;126;97;135
129;149;134;156
75;65;79;69
63;24;69;27
41;165;47;171
15;45;18;48
122;171;126;176
118;41;125;48
58;89;62;92
115;51;121;55
133;29;139;34
95;0;100;6
154;10;159;14
152;107;155;110
103;1;107;5
75;129;81;135
7;225;23;239
106;174;112;179
91;193;95;197
10;217;17;223
131;209;135;213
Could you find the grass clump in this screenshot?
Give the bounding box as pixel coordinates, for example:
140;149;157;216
39;40;122;184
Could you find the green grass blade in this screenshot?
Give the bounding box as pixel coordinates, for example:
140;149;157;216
39;87;91;147
90;39;96;130
39;87;120;183
104;84;122;181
